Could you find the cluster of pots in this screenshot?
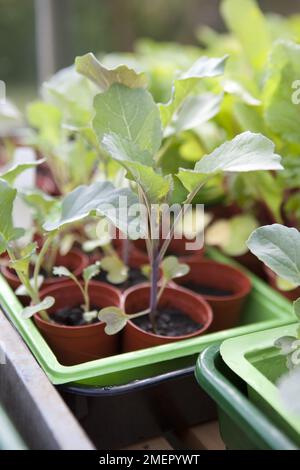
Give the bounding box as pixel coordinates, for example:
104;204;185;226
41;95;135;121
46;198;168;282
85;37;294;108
1;237;252;367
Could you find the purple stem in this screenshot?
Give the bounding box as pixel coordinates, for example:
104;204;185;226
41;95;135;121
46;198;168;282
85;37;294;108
149;243;159;332
122;237;130;267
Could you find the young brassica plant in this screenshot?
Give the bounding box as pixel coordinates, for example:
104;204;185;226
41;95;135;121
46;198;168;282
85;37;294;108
247;224;300;369
73;54;283;334
53;262;101;321
1;164;140;322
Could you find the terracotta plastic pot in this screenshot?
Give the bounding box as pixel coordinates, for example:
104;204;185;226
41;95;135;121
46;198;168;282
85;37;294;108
233;250;265;279
36;173;60;196
207;202;242;221
264;265;300;301
121;284;213;352
174;259;251;332
36;280;122;365
36;160;61;196
1;248;88;291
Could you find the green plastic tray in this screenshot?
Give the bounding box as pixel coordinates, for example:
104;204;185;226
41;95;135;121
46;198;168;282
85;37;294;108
196;344;298;449
220;323;300;447
0;249;295;385
0;404;26;450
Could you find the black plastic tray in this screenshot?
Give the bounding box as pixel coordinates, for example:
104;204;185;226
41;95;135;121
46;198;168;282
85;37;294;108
58;366;216;449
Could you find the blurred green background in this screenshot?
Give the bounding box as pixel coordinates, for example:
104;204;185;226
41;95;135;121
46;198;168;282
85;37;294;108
1;0;299;109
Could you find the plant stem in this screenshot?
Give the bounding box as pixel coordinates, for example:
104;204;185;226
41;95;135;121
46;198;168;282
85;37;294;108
149;242;159;332
121;237;130;267
128;308;151;319
33;232;56;293
137;185;153;263
155;137;174;165
158;178;210;263
83;281;90;313
7;247;50;322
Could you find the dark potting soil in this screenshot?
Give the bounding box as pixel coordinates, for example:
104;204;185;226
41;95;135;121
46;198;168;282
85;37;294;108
52;305;100;326
95;267;147;289
184;281;234;297
132;307;202;336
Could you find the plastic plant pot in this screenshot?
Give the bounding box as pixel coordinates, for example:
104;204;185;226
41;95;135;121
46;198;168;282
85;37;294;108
95;246;159;291
59;365;217;450
220;323;300;447
195;344;297;450
121;284;213;352
0;249;294;386
173;259;251;332
264;265;300;301
36;281;122;365
233;250;265;279
36;161;60;196
1;248;88;291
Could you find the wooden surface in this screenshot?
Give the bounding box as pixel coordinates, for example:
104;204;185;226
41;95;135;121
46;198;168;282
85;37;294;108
123;421;224;450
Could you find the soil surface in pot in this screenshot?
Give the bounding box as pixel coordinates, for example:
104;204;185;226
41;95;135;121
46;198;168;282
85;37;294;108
51;305;99;326
96;267;147;289
183;281;234;297
132;307;202;336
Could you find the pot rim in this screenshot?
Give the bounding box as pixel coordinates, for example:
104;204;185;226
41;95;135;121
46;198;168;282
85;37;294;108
176;258;252;301
122;282;213;340
2;247;88;283
36;280;122;331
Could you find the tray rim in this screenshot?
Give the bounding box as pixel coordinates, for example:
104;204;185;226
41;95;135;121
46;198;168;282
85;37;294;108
0;248;294;385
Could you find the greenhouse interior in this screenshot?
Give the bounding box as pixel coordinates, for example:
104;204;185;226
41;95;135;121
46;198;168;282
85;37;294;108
1;0;300;457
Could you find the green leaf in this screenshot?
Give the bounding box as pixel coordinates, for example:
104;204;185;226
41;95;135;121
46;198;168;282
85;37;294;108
100;256;128;284
53;266;73;278
177;132;283;192
1;160;45;185
166;93;223;137
9;242;37;276
274;336;298;355
41;65;98;127
160;55;227;128
22;189;60;226
141;264;151;279
0;180;23;253
27;101;62;147
15;275;44;296
194;132;282;173
161;256;190;281
293;298;300;321
223;80;261;106
83;262;101;283
59;233;77;256
264;40;300;144
23;189;57;213
247;224;300;286
206;214;258;256
233;171;283;223
61;136;97;189
102;133;170;204
43;181;144;239
93;83;163;155
101;132;153;167
75;52;147;90
22;296;55;319
83;239;107;252
83;310;98;323
98;306;128;335
221;0;271;71
276;276;298;292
